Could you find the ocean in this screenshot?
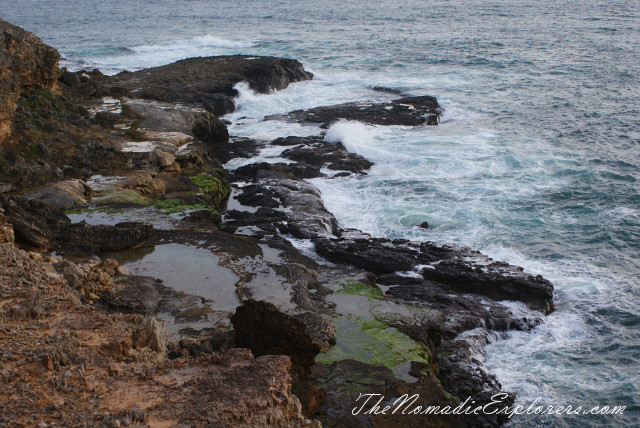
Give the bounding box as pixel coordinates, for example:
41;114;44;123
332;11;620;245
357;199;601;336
2;0;639;426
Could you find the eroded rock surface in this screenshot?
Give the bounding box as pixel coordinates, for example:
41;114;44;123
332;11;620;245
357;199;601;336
105;55;313;114
0;18;60;142
268;95;442;127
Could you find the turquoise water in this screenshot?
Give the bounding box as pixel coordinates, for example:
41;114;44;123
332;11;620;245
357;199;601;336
3;0;639;425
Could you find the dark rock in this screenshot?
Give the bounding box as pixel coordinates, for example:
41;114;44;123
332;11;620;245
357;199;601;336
231;300;327;415
60;69;81;87
232;161;322;181
230;163;339;238
212;137;260;163
278;136;373;174
231;300;322;377
202;94;236;116
192;113;229;145
94;111;121;128
0;196;70;249
314;235;554;313
102;276;161;314
183;209;221;227
419;221;430;229
268;95;443;127
234;184;280;208
64;221;152;251
105;55;313;108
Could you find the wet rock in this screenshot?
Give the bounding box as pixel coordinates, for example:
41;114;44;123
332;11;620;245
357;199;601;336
231;163;338;238
64;221;152;251
278;135;374;174
102;276;161;314
314;236;554;313
232;161;321;181
212;137;260;163
419;221;430;229
106;55;313;108
268;95;442;127
192;112;229;145
183;209;221;227
202;94;236;116
293;312;336;352
234;184;280;208
314;359;465;428
22;179;91;210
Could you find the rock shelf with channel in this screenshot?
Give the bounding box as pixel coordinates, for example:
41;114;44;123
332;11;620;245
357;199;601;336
0;18;552;428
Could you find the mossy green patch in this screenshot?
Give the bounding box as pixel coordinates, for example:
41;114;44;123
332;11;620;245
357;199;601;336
189;172;230;209
336;280;383;298
153;198;218;215
92;189;151;205
316;315;429;373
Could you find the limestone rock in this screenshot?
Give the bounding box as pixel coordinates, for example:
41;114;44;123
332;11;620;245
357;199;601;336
0;19;60;142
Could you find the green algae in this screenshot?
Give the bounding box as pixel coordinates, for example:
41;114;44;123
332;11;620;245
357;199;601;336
152;198;216;215
316;315;429;374
335;280;383;298
92;189;151;205
189;172;230;209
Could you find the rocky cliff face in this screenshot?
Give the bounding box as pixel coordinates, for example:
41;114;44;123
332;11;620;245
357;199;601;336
0;19;61;143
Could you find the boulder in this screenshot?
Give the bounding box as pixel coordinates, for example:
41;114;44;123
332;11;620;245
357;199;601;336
23;179;91;210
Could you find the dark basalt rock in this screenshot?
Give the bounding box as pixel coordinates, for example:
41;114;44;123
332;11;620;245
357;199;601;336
183;209;222;227
192;113;229;144
234;184;280;208
314;235;554;313
212;137;260;164
64;221;152;251
105;55;313;112
202;94;236;116
278;136;374;174
267;95;443;127
232;161;322;181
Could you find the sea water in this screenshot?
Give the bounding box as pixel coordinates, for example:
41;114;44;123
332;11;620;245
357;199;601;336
3;0;638;425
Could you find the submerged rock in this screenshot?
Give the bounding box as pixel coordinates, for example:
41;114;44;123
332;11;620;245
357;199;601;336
268;95;443;127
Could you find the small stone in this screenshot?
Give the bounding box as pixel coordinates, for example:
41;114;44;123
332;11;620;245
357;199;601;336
418;221;430;229
116;266;133;276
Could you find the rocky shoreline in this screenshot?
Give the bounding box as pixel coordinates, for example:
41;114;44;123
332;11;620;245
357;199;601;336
0;19;553;428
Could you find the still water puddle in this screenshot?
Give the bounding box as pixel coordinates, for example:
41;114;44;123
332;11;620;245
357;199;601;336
122;243;241;312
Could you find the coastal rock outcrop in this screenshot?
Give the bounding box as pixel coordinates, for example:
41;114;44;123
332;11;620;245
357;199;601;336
267;95;442;127
105;55;314;114
314;235;554;313
0;18;61;142
275;135;374;174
